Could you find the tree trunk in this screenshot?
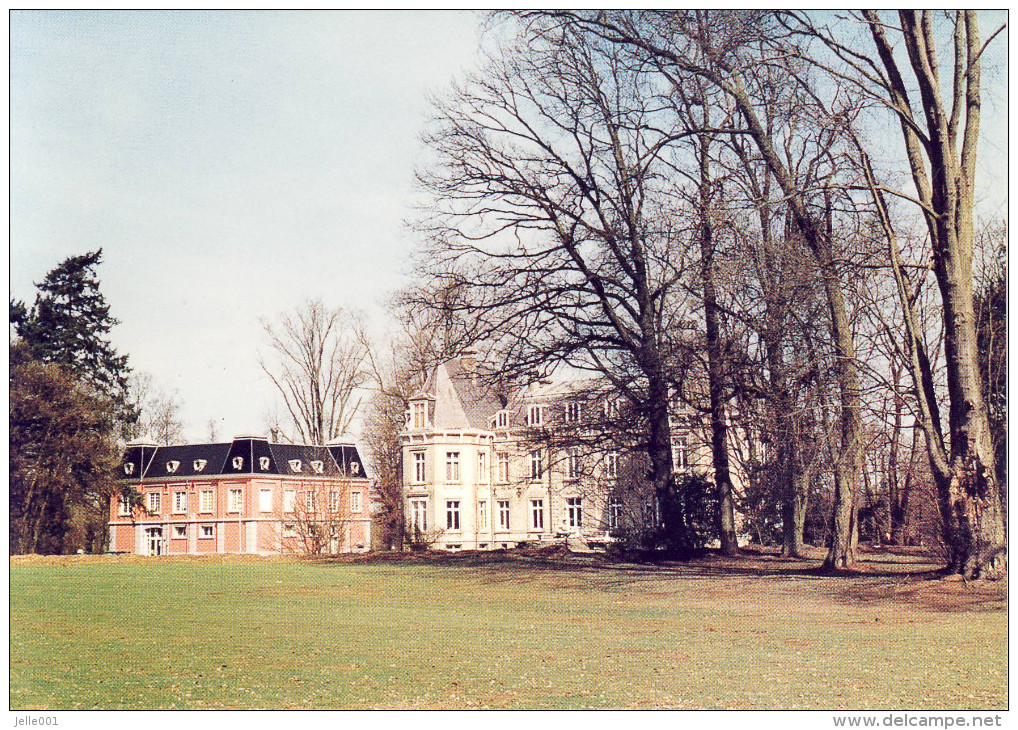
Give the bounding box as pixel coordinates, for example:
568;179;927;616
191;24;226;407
697;136;740;557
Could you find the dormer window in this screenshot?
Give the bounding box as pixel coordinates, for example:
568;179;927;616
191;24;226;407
350;461;361;476
166;460;180;474
527;404;544;427
193;459;207;472
289;459;303;472
259;456;271;471
495;411;509;429
232;456;244;470
411;401;428;429
311;460;324;474
123;463;135;476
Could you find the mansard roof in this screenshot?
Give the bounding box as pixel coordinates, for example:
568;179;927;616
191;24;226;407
117;436;370;481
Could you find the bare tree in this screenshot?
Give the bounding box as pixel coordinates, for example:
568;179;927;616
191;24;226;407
126;372;186;445
414;25;714;550
260;299;369;446
279;483;353;555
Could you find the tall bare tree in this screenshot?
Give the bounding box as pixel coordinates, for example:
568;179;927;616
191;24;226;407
260;299;368;446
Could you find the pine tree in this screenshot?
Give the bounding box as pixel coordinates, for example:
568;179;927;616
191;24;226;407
10;249;135;428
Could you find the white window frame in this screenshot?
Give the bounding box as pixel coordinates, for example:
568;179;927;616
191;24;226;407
173;491;187;515
329;491;340;512
609;500;623;531
527;404;543;427
199;524;214;539
199;489;214;514
283;489;296;513
477;451;488;482
529;449;543;480
351;490;363;513
117;496;131;517
606;451;619;479
227;488;243;513
146;491;162;515
412;451;426;484
445;451;461;482
497;500;511;531
567;497;583;530
497;452;510;483
412;401;427;429
410;498;428;532
446;500;461;531
478;500;488;530
531;499;544;530
675;435;689;472
259;488;273;513
495;411;508;428
172;524;187;539
306;490;317;513
567;448;581;479
565;401;581;423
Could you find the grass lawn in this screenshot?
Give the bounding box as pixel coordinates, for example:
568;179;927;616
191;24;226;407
9;548;1006;710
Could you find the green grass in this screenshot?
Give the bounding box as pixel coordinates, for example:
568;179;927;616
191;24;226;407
9;551;1007;710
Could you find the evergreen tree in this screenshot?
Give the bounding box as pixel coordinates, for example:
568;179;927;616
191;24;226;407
10;249;136;429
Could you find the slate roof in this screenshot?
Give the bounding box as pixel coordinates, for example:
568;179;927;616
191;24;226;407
117;437;370;481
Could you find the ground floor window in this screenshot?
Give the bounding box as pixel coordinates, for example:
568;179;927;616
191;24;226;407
199;524;215;539
446;500;461;530
172;525;187;538
531;499;544;530
567;497;583;529
498;500;511;530
410;498;428;533
609;500;623;531
478;500;488;530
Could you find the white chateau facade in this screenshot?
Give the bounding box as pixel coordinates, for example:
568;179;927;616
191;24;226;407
401;351;713;551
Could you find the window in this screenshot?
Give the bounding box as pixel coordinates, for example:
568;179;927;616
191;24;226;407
445;451;461;482
310;460;324;474
288;459;303;473
527;404;543;427
446;500;460;530
146;492;162;515
283;523;297;538
567;498;583;529
644;498;661;527
193;459;208;472
228;489;243;513
412;401;427;429
495;411;508;428
199;489;214;513
173;491;187;514
603;398;620;420
478;500;488;530
258;456;271;471
200;524;215;539
567;448;582;479
674;435;689;472
166;460;180;474
413;452;426;483
410;498;428;532
609;500;623;531
172;525;187;538
306;490;317;513
498;500;511;531
351;491;363;513
259;488;273;513
529;449;543;480
497;453;510;483
117;496;131;517
565;401;581;423
283;490;296;513
531;499;544;530
606;451;619;479
329;491;340;512
477;452;488;482
232;456;244;470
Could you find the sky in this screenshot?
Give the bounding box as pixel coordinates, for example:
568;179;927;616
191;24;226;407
10;10;488;443
9;11;1009;447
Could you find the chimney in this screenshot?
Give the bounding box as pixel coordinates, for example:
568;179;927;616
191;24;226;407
461;347;478;374
269;428;280;443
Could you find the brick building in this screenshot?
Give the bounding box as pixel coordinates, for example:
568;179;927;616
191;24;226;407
109;435;372;556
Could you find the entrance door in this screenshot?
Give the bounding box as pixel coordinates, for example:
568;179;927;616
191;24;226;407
145;527;165;556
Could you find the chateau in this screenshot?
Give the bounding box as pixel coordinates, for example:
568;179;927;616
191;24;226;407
401;352;714;551
109;435;373;556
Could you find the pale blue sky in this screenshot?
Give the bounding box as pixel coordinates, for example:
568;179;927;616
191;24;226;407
9;11;1008;445
10;10;487;442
